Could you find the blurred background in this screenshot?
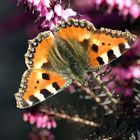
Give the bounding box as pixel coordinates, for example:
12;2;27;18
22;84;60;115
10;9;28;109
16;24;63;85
0;0;32;139
0;0;140;140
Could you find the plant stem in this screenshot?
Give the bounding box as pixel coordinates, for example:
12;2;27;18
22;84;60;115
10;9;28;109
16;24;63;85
74;81;112;112
92;72;118;104
40;108;99;127
74;71;118;114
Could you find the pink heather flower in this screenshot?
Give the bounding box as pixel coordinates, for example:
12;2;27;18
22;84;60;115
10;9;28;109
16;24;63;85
109;0;140;19
130;4;140;19
54;4;62;16
19;0;77;29
126;38;140;57
102;64;140;97
129;66;140;78
94;0;103;5
23;112;30;121
67;84;76;94
29;115;36;124
115;87;133;97
23;112;57;129
75;0;140;20
125;88;133;96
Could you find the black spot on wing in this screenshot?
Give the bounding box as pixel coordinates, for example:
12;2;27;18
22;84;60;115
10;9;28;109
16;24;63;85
40;89;53;98
92;44;98;52
41;63;48;68
107;49;117;61
52;82;60;90
96;57;104;65
118;43;126;53
81;39;89;46
29;95;40;103
41;62;54;71
42;73;50;80
102;42;105;45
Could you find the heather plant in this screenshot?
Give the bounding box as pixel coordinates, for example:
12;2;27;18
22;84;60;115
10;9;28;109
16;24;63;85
16;0;140;139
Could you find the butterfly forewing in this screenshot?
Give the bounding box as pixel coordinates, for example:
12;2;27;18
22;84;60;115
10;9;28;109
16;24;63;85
53;19;94;42
25;31;55;69
88;28;136;67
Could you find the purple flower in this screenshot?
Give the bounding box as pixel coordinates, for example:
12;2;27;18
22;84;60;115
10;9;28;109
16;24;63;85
126;36;140;57
67;84;76;94
129;3;140;19
23;112;57;129
129;65;140;78
74;0;140;20
101;64;140;97
19;0;77;29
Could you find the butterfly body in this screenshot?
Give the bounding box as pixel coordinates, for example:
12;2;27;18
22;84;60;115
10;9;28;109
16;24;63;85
47;36;89;83
15;18;136;109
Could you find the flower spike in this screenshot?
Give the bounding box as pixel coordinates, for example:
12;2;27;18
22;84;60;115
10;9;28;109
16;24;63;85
18;0;77;29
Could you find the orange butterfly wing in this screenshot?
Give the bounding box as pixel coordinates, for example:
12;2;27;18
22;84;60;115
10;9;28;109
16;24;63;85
15;31;70;109
53;19;136;68
25;31;55;69
88;28;136;67
15;69;68;109
53;19;94;42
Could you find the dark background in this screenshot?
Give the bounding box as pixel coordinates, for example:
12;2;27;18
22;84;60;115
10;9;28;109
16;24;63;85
0;0;140;140
0;0;34;139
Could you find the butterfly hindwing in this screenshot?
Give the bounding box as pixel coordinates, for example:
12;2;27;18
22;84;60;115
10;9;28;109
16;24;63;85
15;69;70;109
25;31;55;69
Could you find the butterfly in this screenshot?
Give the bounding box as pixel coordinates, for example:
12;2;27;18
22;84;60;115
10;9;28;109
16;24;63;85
15;18;136;109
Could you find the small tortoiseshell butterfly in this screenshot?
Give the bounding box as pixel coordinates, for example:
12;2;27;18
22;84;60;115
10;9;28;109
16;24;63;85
15;18;136;109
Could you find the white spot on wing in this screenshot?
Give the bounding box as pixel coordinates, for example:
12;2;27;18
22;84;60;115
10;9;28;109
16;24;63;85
112;47;121;58
36;60;47;68
125;42;130;49
26;99;33;106
34;92;45;101
80;34;90;41
100;53;109;64
46;85;57;94
36;72;42;79
93;39;100;46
